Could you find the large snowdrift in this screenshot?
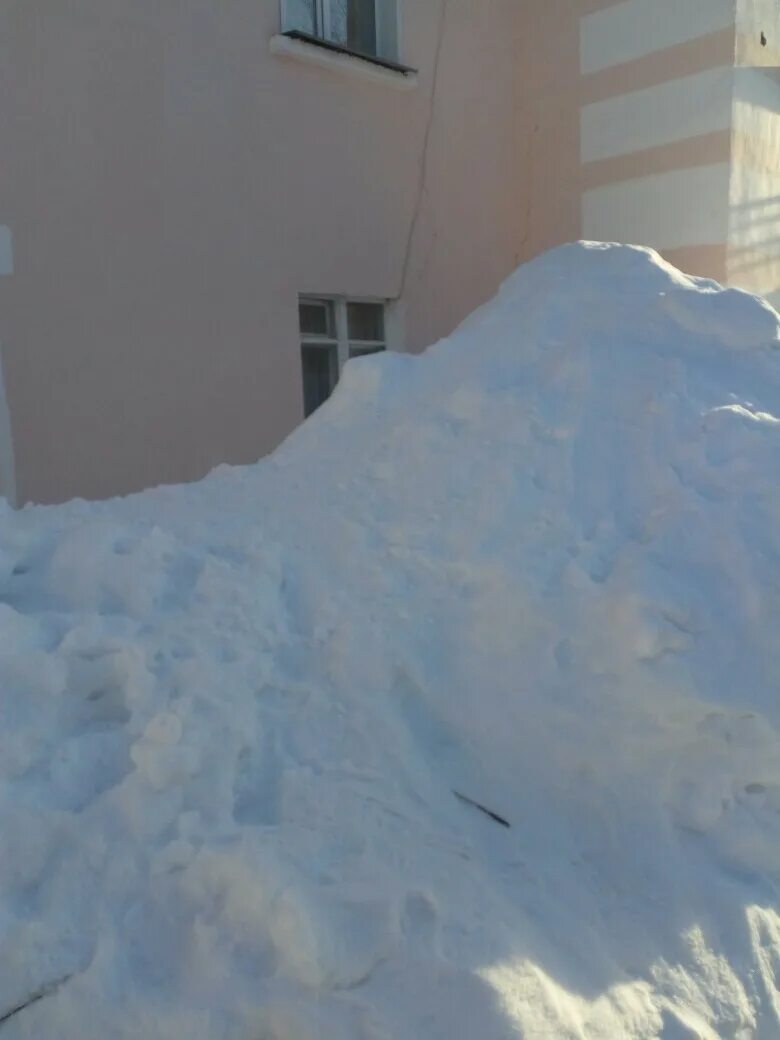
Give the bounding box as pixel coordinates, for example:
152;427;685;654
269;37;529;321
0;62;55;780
1;243;780;1039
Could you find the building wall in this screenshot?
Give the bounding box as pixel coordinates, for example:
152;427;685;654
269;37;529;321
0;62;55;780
0;0;520;504
728;4;780;312
514;0;742;285
577;0;737;282
563;0;780;309
1;0;777;505
0;229;14;502
736;0;780;67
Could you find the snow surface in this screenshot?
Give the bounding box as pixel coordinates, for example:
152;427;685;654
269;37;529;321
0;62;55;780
2;242;780;1039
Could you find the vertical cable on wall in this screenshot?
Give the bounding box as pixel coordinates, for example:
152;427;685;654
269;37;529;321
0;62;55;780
397;0;449;300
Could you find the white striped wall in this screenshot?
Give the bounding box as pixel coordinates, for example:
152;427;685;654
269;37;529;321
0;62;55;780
578;0;739;281
581;0;735;75
581;67;734;164
583;165;732;251
728;68;780;297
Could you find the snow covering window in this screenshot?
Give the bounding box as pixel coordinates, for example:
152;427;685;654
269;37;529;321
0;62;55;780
281;0;400;61
300;296;386;416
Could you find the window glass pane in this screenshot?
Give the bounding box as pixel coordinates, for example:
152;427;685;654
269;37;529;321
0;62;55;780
347;301;384;342
299;299;335;338
302;343;338;417
329;0;377;56
284;0;318;35
349;345;386;359
375;0;398;60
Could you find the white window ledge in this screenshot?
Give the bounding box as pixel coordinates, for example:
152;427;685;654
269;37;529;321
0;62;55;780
269;34;418;91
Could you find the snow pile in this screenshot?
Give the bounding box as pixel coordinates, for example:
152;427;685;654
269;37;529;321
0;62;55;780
2;242;780;1039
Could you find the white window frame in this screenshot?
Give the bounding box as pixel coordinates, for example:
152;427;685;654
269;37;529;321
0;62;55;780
281;0;400;62
299;295;392;415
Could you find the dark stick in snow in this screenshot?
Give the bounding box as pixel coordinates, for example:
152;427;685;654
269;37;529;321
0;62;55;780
453;790;511;828
0;975;73;1031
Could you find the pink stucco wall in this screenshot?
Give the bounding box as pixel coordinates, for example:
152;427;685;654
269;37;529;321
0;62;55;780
0;0;522;504
1;0;770;505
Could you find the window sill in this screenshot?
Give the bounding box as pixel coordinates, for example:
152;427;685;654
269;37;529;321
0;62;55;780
269;32;418;91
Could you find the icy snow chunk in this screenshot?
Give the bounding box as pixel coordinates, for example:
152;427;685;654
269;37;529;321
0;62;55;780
143;712;184;746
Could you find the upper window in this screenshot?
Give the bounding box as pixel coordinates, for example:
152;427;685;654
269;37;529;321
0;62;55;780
282;0;400;62
299;296;387;417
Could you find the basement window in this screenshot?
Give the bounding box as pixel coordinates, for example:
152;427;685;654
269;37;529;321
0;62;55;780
299;296;387;417
281;0;400;63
